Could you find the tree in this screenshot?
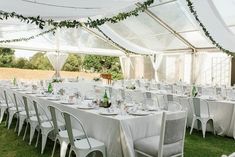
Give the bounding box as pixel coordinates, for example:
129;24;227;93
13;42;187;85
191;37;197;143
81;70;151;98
0;47;15;67
63;54;82;71
83;55;123;80
14;57;29;69
29;52;53;70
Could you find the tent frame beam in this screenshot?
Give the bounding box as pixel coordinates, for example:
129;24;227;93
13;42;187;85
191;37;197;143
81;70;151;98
137;3;196;52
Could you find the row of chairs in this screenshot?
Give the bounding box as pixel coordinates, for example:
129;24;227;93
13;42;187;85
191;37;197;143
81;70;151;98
0;88;106;157
101;85;216;138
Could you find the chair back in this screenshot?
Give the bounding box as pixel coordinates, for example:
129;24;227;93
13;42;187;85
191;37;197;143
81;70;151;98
167;102;182;112
192;97;201;117
158;111;187;157
62;112;91;149
48;105;63;135
4;90;15;108
22;96;30;119
156;94;166;109
33;100;51;126
13;93;20;112
166;94;173;102
33;101;42;126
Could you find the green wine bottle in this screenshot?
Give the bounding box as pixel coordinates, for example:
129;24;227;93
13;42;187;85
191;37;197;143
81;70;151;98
47;82;53;93
103;89;109;107
192;85;197;97
13;77;17;86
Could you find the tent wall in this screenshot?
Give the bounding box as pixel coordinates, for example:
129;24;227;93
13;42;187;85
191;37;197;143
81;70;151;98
120;52;231;86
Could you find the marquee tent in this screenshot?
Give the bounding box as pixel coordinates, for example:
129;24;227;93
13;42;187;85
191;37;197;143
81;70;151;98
0;0;234;85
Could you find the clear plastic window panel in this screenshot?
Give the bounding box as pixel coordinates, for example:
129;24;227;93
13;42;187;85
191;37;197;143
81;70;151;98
195;52;230;86
149;1;196;32
107;12;188;50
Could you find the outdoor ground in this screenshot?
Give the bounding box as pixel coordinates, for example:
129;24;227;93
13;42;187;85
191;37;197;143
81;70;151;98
0;68;99;80
0;118;234;157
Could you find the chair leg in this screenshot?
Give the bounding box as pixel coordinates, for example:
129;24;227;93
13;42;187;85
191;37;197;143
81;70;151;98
69;149;73;157
29;124;37;145
101;146;106;157
51;138;58;157
60;140;69;157
211;120;216;135
41;133;49;154
18;117;25;136
201;121;207;138
0;107;7;123
35;130;40;148
7;112;15;129
5;110;9;127
23;122;29;140
14;115;19;132
190;117;196;135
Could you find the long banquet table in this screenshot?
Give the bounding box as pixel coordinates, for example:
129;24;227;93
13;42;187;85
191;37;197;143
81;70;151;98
3;86;163;157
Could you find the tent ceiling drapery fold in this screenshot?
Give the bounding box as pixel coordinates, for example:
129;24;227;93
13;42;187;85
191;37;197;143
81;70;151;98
99;24;157;55
0;43;125;56
180;0;235;52
0;0;143;19
0;0;234;56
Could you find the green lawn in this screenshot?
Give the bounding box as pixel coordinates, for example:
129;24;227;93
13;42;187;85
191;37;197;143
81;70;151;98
0;119;234;157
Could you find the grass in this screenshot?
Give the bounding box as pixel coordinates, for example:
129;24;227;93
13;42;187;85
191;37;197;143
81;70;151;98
0;119;234;157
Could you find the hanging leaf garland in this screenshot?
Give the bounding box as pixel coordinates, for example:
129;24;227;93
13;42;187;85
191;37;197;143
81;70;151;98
0;0;154;30
186;0;235;57
0;28;56;43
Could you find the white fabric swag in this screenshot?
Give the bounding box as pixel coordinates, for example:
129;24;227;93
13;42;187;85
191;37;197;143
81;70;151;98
46;52;69;78
181;0;235;52
99;25;157;55
150;54;163;81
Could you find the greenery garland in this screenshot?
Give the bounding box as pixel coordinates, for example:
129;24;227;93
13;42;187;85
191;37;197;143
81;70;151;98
0;0;154;30
186;0;235;57
0;0;153;43
0;28;56;43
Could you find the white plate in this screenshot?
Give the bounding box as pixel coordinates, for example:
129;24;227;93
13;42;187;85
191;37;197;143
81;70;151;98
47;97;60;101
77;105;95;109
60;101;74;105
24;92;37;94
16;89;26;91
99;111;119;116
129;111;150;116
35;94;47;97
10;87;18;89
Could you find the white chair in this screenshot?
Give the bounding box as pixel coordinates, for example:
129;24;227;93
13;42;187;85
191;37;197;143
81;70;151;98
189;97;216;138
0;89;12;124
134;111;187;157
164;94;182;112
33;100;64;154
62;111;106;157
48;105;85;157
10;92;26;132
7;91;25;130
17;95;36;136
22;96;48;144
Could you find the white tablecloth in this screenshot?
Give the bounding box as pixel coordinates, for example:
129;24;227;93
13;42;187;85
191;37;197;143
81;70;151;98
5;87;162;157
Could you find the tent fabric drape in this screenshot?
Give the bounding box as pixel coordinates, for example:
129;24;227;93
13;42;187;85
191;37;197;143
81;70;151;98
150;54;163;81
46;52;69;78
180;0;235;52
99;25;157;55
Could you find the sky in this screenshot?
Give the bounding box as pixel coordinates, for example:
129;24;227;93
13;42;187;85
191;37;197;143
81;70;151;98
14;49;37;59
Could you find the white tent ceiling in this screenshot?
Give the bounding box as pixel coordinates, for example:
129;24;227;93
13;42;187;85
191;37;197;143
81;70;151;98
0;0;143;19
0;0;234;56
